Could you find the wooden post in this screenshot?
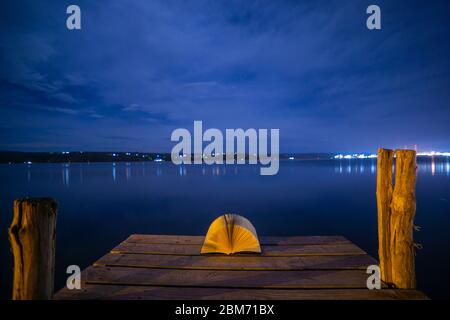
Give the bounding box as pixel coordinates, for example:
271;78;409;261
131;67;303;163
376;149;417;289
9;198;58;300
390;150;417;288
376;148;394;284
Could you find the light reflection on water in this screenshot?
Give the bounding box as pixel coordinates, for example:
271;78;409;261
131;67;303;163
18;158;449;187
24;157;449;187
62;164;70;187
334;159;378;175
333;158;450;176
0;158;449;299
125;162;131;181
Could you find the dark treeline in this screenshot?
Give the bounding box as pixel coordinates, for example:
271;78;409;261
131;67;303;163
0;151;335;163
0;151;166;163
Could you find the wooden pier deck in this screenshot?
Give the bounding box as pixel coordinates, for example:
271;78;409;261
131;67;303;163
55;234;427;300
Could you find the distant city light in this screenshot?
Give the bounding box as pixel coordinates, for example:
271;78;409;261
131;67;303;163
154;158;164;162
333;151;450;160
333;153;377;160
417;151;450;157
288;156;295;160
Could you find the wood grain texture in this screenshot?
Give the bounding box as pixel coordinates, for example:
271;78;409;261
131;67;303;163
111;242;366;256
127;234;350;245
390;150;417;288
9;198;58;300
376;148;394;284
54;235;427;300
94;252;377;270
54;285;428;300
81;266;378;289
376;149;417;289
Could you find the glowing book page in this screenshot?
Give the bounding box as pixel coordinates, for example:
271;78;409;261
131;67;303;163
201;214;261;255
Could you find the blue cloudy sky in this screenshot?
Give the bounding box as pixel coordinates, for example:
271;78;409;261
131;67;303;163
0;0;449;152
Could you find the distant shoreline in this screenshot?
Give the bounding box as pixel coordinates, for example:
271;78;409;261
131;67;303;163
0;151;444;164
0;151;336;164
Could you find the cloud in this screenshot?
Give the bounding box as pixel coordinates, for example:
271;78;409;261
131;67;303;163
0;0;449;151
122;104;141;112
38;106;80;115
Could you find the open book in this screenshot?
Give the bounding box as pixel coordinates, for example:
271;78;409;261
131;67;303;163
201;214;261;255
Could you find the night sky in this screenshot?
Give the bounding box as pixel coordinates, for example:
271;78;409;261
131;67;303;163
0;0;449;153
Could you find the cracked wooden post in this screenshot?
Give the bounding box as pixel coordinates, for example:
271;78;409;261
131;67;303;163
390;149;417;289
9;198;58;300
376;149;417;289
376;148;394;284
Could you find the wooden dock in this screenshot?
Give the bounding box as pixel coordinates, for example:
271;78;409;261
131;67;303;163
54;234;427;300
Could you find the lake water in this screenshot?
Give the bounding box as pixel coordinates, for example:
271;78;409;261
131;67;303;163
0;158;449;299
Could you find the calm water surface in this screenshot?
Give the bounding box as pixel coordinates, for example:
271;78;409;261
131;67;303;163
0;158;449;299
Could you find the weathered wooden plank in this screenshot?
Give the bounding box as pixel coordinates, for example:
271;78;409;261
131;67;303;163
126;234;350;246
95;253;377;270
111;242;366;256
53;234;429;300
81;266;376;289
54;285;428;300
